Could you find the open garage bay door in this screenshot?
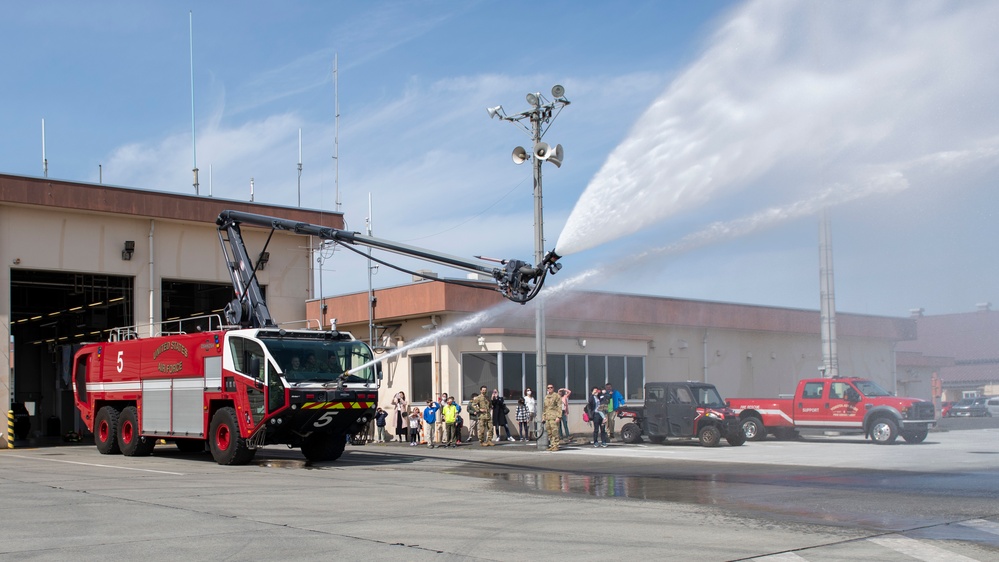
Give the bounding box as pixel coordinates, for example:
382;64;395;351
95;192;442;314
10;271;134;440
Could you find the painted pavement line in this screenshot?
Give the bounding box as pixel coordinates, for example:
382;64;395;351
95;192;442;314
5;453;184;475
867;534;978;562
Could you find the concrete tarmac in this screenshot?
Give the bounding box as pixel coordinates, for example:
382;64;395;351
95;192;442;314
1;428;997;561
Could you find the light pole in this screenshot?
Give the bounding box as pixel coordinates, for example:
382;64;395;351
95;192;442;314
488;85;569;449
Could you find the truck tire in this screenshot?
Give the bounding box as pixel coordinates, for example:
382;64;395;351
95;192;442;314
869;417;898;444
94;406;121;455
301;433;347;462
118;406;155;456
209;407;256;465
901;429;928;444
620;423;643;444
726;433;746;447
698;425;721;447
741;415;767;441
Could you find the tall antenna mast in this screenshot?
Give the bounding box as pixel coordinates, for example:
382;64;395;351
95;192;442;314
297;128;303;207
41;118;48;178
333;53;341;212
189;10;199;195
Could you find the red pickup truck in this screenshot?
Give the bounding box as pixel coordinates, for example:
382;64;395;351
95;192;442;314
727;377;935;444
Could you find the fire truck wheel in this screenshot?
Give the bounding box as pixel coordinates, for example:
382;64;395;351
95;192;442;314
620;423;643;444
869;417;899;444
118;406;155;456
209;407;256;465
94;406;121;455
302;433;347;462
741;415;767;441
698;425;722;447
901;429;928;444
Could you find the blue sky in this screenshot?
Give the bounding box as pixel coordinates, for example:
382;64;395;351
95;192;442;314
2;1;997;318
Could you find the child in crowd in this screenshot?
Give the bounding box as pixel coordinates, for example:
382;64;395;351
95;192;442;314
516;397;530;442
408;407;422;446
375;407;388;443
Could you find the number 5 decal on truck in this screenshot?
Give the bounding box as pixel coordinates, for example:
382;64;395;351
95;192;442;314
314;411;335;427
117;350;124;373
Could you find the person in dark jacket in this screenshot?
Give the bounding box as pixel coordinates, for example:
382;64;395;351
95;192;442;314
587;386;609;447
491;389;514;442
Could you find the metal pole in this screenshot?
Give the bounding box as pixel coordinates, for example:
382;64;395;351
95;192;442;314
531;106;549;451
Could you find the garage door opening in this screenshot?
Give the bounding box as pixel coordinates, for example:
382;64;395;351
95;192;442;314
160;279;263;331
10;270;133;441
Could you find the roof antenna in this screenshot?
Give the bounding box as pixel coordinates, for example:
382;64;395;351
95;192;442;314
189;10;199;195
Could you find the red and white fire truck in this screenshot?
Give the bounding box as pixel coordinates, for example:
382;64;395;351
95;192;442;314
72;210;561;464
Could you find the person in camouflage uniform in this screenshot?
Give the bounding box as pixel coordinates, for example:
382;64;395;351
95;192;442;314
543;383;562;451
470;386;494;446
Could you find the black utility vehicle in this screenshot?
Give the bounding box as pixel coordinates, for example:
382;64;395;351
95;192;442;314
616;382;746;447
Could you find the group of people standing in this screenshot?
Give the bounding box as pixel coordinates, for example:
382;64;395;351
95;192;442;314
583;384;626;447
372;383;625;451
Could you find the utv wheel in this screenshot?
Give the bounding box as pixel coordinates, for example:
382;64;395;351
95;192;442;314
302;433;347;462
869;418;898;444
698;425;721;447
741;415;767;441
620;423;643;444
901;429;928;444
648;435;666;444
118;406;155;456
726;433;746;447
209;407;256;465
94;406;121;455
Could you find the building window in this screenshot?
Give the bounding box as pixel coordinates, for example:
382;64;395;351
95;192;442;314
462;351;646;402
461;353;498;402
626;357;644;400
411;354;433;403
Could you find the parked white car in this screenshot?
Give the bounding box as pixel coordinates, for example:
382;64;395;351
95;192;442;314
986;397;999;417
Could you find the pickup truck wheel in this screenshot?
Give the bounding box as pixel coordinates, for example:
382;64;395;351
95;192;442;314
698;425;721;447
901;429;928;444
94;406;121;455
741;416;767;441
620;423;643;444
869;418;898;444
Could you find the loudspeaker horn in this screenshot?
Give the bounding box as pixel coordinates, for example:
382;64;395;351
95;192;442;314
512;146;529;165
534;142;551;161
548;144;564;168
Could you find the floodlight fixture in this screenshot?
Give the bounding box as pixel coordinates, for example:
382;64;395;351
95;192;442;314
487;105;505;119
551;84;565;98
526;92;540;107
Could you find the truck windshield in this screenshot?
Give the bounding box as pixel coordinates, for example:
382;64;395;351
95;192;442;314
259;336;376;385
692;386;726;408
853;379;892;397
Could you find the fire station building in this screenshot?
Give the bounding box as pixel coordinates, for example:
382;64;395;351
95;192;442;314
2;172;930;445
0;173;337;445
311;280;922;435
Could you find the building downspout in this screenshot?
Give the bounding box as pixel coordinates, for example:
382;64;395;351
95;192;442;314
703;330;709;383
148;220;155;336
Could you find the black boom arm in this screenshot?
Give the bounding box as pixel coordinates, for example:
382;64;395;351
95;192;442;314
216;210;561;328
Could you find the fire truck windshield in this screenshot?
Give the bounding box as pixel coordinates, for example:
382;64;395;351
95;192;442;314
258;335;376;385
